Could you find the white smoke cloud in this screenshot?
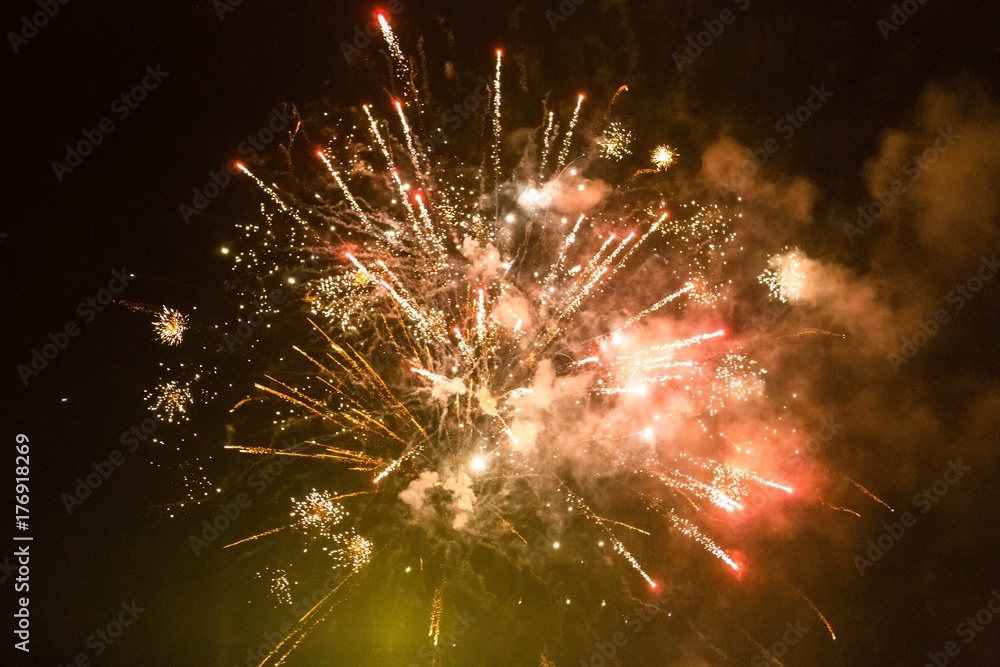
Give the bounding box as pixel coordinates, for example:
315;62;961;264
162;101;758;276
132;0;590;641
399;471;440;513
862;77;1000;271
700;136;819;231
430;376;467;402
398;470;478;531
490;290;533;336
475;386;499;417
517;171;611;214
785;252;898;348
460;237;504;282
442;472;477;530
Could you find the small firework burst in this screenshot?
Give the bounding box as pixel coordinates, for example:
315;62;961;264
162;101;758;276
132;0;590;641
257;568;294;606
188;15;847;665
331;533;373;572
759;250;805;303
153;306;189;346
146;379;194;423
291;489;348;538
308;273;376;331
599;121;635;161
651;144;678;171
709;352;766;414
144;364;210;423
180;459;214;501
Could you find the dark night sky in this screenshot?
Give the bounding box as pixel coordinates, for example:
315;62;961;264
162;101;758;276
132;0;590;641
3;1;1000;665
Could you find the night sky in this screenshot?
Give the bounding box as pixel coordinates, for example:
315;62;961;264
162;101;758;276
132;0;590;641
4;0;1000;665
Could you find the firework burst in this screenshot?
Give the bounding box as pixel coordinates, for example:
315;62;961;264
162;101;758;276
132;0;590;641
146;377;194;423
143;363;214;426
760;250;805;303
650;144;679;171
189;15;845;665
258;568;295;606
153;306;189;346
599;121;635;161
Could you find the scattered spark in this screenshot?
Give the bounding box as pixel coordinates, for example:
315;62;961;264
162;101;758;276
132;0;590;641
162;18;846;664
153;306;189;346
759;250;805;304
651;145;678;171
599;121;634;161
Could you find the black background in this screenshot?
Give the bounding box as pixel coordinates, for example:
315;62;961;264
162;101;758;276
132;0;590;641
3;0;1000;665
